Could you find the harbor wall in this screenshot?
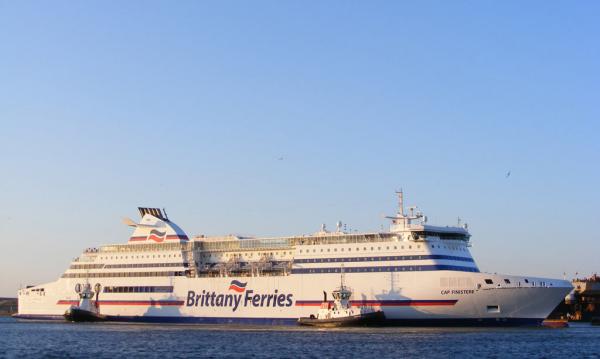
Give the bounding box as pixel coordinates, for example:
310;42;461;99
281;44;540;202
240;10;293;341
0;298;17;316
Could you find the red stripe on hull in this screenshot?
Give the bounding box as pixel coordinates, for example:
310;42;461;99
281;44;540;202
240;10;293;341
57;300;183;306
295;300;458;307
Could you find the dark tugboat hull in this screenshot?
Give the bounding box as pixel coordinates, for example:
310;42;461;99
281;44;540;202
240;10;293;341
64;308;106;322
298;311;385;327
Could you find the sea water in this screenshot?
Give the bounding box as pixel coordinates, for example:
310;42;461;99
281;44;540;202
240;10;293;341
0;317;598;358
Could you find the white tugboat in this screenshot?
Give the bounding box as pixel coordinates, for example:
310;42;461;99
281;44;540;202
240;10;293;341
64;283;106;322
298;268;385;327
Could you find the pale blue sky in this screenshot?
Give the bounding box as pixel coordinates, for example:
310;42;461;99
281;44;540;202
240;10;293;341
0;1;598;296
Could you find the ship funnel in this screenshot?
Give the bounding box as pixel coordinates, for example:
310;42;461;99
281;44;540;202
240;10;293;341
127;208;189;244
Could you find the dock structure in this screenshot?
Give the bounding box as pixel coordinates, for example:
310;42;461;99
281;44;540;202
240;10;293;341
0;298;17;316
550;274;600;321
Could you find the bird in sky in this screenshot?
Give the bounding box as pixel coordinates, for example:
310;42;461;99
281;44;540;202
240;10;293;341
506;171;511;178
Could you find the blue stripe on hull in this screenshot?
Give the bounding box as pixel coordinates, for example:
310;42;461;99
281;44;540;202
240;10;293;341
107;316;299;325
291;264;479;274
12;314;65;321
294;254;476;264
14;314;543;327
382;318;544;327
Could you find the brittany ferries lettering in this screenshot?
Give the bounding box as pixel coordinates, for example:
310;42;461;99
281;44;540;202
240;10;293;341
15;192;572;326
186;281;293;312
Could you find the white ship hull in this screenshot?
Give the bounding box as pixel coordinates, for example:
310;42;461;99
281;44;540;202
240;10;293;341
17;271;571;325
16;200;573;326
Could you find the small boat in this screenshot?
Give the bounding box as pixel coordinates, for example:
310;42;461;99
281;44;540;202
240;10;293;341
542;319;569;328
298;268;385;327
64;283;106;322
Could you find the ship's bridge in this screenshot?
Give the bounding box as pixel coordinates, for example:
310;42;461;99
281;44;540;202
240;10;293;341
408;225;471;242
386;191;471;243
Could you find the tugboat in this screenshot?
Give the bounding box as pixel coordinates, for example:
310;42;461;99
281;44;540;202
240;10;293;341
64;282;106;322
298;268;385;327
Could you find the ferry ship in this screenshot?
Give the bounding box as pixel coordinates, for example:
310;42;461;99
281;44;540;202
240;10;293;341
16;192;572;325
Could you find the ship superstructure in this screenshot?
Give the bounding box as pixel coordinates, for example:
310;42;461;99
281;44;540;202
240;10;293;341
16;194;572;325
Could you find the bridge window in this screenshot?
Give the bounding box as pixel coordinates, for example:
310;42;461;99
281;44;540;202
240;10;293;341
484;279;494;284
504;279;511;284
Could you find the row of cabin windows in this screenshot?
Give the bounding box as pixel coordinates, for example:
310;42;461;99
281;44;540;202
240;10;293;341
296;254;474;264
103;286;174;293
298;245;468;254
299;245;422;254
62;271;187;278
205;252;293;258
103;262;188;269
485;278;513;285
70;264;105;270
430;244;468;252
292;265;479;274
70;262;189;271
98;253;182;260
483;278;551;287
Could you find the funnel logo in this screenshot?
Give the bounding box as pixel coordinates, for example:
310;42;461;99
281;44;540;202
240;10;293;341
147;230;166;243
228;280;247;293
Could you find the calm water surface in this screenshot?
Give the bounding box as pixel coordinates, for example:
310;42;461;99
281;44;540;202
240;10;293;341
0;317;599;358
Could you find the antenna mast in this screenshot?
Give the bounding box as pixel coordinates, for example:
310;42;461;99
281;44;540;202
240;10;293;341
396;189;405;217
